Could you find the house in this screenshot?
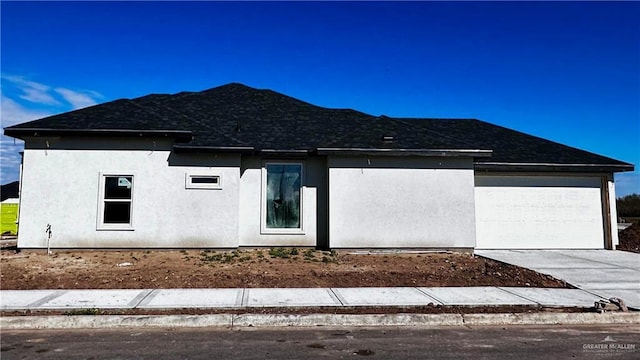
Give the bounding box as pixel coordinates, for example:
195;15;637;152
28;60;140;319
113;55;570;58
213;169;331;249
3;83;634;250
1;181;20;235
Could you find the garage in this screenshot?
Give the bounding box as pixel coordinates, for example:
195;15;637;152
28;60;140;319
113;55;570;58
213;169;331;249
474;175;606;249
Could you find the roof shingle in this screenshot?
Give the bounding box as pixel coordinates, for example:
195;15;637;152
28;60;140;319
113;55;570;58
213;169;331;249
4;83;633;172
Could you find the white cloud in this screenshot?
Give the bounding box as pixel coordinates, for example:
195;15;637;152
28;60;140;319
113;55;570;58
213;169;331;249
0;95;55;127
1;73;103;113
54;87;100;109
0;136;23;184
1;74;60;105
0;137;23;163
0;97;33;184
0;74;103;184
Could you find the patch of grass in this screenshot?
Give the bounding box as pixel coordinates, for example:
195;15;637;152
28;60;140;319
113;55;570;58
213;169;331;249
320;250;339;264
269;248;289;259
269;247;302;259
199;250;241;263
200;252;223;262
65;308;100;316
302;249;317;262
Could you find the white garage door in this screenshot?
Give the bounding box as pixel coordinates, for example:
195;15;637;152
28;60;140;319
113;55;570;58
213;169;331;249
475;175;604;249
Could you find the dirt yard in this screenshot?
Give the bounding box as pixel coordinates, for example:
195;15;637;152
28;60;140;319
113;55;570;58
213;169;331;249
618;223;640;253
0;247;568;290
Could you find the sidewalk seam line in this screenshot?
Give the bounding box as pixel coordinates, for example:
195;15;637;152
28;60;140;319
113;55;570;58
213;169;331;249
25;290;67;308
132;289;157;308
410;287;435;303
497;287;542;306
415;288;445;305
241;288;249;307
328;288;345;306
236;289;245;308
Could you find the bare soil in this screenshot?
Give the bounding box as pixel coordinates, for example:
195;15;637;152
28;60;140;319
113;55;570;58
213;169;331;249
1;248;568;290
617;223;640;253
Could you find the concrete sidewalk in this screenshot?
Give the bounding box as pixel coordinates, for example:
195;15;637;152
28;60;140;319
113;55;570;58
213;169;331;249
5;287;639;329
476;250;640;309
1;286;610;311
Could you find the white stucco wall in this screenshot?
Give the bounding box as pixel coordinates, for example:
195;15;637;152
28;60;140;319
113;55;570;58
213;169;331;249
474;175;604;249
18;138;240;248
608;180;619;247
328;156;477;248
238;156;322;247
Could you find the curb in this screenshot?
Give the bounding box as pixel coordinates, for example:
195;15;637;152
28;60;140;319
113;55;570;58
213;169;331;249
232;313;464;327
2;312;639;330
461;312;640;326
1;314;232;330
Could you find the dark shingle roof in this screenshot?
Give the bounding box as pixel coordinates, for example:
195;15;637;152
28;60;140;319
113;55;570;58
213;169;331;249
4;83;633;172
394;119;634;171
1;181;19;201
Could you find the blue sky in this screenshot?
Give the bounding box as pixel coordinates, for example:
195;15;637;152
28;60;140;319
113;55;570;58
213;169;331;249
1;1;639;196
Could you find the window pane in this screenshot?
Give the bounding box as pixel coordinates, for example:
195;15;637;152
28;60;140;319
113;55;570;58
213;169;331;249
105;176;132;199
266;164;301;228
103;202;131;223
191;176;219;184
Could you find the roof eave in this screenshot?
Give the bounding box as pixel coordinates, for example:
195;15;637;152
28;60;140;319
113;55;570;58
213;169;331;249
316;148;493;157
172;145;255;154
172;147;314;156
171;146;493;158
3;128;193;142
474;161;635;173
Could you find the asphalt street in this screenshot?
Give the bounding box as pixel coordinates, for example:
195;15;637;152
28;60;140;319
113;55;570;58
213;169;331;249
2;324;639;359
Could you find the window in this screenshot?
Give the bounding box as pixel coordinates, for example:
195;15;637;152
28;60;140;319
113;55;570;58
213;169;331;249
262;162;303;233
98;174;134;230
185;173;222;189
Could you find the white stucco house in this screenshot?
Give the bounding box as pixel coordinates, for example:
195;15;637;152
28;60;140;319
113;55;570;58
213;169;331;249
3;83;634;250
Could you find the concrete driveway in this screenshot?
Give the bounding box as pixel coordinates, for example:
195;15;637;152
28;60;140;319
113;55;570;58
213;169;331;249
476;250;640;309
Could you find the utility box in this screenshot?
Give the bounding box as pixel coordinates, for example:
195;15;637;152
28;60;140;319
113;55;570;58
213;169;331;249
1;199;19;235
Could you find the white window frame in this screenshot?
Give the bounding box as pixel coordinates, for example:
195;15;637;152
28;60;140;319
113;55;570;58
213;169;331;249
185;172;223;190
97;173;135;231
261;161;305;235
